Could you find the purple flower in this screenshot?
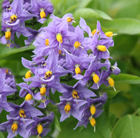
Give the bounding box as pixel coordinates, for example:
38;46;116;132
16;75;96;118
78;60;107;89
64;52;95;80
52;13;75;31
111;62;120;75
99;61;120;91
75;93;107;128
0;116;34;138
0;0;121;135
68;26;88;56
58;97;87;122
22;57;35;72
0;68;16;96
0;95;12;113
21;54;67;99
80;18;114;59
60;84;96;100
18;82;35;105
23;50;69;87
27;112;54;137
33;29;58;61
1;0;33;46
35;20;70;51
8;102;43;119
24;27;38;46
100;70;116;91
30;0;53;23
18;82;33;97
18;82;50;107
79;18;92;37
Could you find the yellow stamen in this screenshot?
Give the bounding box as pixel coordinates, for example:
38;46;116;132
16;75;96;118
25;93;32;101
59;50;62;55
72;90;79;99
90;117;96;127
11;122;18;133
25;70;32;79
10;14;17;22
19;109;26;118
45;70;52;78
97;45;107;52
40;85;47;96
108;77;115;88
40;9;46;19
105;31;113;37
45;39;49;46
92;29;96;35
64;103;71;114
5;29;11;40
5;69;9;74
90;105;96;115
74;41;81;48
92;73;100;84
67;17;73;22
37;124;43;135
56;33;63;43
75;65;81;74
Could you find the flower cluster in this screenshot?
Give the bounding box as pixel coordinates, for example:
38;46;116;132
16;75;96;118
20;13;120;131
0;0;120;137
0;68;54;138
1;0;53;47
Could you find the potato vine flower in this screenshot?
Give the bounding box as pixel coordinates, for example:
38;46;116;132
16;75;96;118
0;68;16;96
0;0;121;137
60;84;96;100
1;0;34;47
8;102;43;119
19;13;120;134
64;52;95;80
29;0;53;23
0;116;34;138
0;95;12;113
1;0;53;47
26;113;54;137
58;97;87;122
75;93;107;128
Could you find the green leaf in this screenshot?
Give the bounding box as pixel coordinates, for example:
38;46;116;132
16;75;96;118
111;115;140;138
111;35;138;56
74;8;112;21
51;0;79;16
109;0;140;19
51;116;61;138
106;90;119;99
102;18;140;35
0;44;34;59
0;132;4;138
131;41;140;66
130;85;140;107
79;0;92;8
112;73;140;84
58;113;114;138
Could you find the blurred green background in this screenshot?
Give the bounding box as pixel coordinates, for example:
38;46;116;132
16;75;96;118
0;0;140;138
